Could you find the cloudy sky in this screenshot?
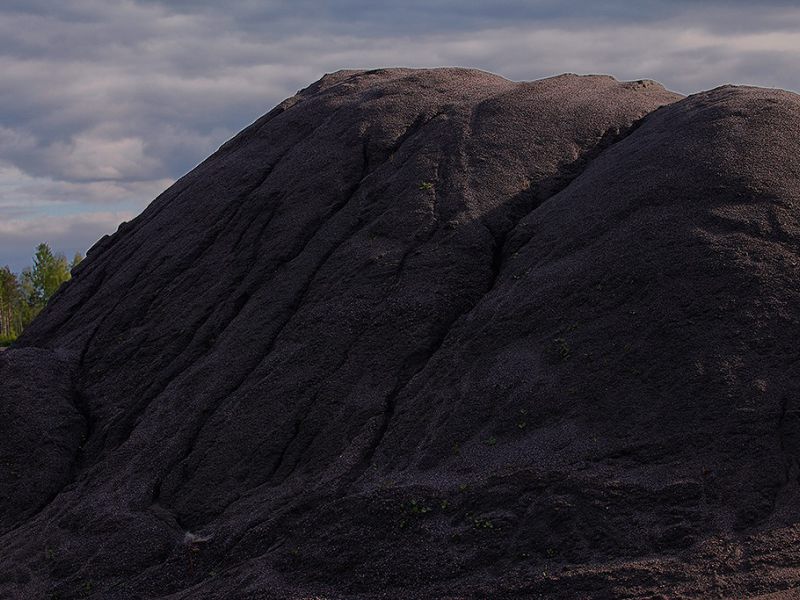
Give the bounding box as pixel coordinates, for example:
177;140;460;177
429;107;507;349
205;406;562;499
2;1;800;271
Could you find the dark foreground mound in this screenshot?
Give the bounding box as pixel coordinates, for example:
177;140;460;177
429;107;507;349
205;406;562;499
3;68;800;599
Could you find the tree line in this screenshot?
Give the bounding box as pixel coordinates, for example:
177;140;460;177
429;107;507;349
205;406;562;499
0;243;82;346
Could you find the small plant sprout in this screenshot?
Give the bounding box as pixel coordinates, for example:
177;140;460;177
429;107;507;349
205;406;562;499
554;337;571;360
471;516;494;530
408;499;432;515
419;181;434;191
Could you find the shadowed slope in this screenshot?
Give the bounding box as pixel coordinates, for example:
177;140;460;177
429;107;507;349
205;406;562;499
2;69;800;599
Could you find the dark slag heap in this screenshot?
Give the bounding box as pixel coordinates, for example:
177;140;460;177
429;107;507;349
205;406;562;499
3;68;800;599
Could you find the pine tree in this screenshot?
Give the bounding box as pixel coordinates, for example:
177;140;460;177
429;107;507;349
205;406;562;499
71;252;84;271
1;244;76;345
29;243;71;305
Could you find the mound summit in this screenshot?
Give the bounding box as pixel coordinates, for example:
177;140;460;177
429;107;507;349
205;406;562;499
3;68;800;599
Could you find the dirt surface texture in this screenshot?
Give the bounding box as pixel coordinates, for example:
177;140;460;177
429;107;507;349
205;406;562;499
3;68;800;599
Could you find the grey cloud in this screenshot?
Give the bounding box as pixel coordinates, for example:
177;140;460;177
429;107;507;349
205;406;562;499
0;210;135;272
138;1;800;34
2;0;800;270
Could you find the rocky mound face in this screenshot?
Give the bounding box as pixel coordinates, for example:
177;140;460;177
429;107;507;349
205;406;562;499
3;68;800;599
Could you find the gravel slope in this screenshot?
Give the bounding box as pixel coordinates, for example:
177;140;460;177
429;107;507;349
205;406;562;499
3;68;800;599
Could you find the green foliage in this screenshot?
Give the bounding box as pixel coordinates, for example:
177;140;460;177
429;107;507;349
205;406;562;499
517;407;528;429
0;243;77;344
464;511;494;530
0;266;22;342
28;243;70;306
418;181;434;191
408;499;432;515
397;497;442;529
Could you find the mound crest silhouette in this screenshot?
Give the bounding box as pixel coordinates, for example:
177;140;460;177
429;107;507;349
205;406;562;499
3;68;800;599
